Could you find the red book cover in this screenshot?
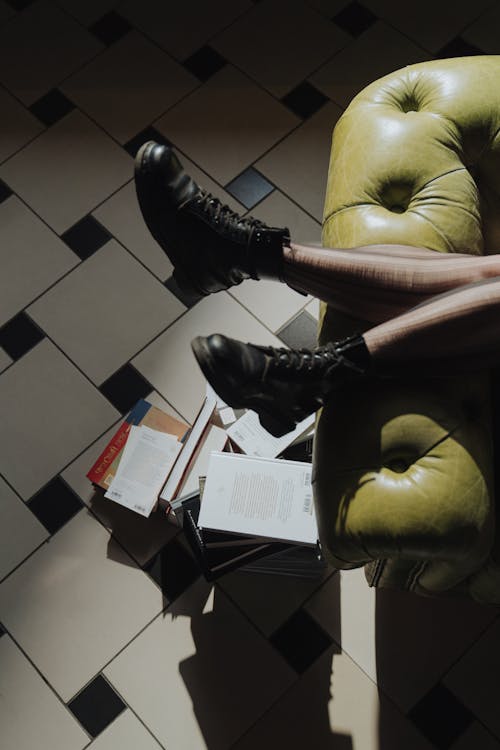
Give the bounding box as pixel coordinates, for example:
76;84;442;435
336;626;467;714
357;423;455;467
87;400;189;490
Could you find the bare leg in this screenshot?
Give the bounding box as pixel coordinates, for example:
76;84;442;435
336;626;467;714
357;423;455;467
283;243;500;323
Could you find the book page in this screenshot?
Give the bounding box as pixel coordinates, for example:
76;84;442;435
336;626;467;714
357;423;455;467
105;426;181;517
198;452;317;545
227;410;315;458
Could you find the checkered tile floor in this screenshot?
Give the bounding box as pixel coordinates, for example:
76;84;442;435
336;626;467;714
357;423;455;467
1;1;500;748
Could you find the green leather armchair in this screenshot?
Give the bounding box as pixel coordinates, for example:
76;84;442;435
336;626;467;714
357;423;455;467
314;56;500;605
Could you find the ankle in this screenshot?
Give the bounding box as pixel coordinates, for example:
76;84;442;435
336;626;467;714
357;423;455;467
333;334;371;373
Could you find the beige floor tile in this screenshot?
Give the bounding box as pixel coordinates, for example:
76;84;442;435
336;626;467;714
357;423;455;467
444;617;500;738
87;710;163;750
93;181;173;281
0;347;12;372
0;196;78;326
228;190;319;330
56;0;118;25
463;4;500;53
28;240;184;384
212;0;349;98
0;636;89;750
256;102;342;221
133;292;283;422
0;340;118;499
219;567;335;637
105;580;296;749
119;0;252;60
155;65;299;185
0;477;48;581
311;21;430;109
62;32;197;144
0;511;163;701
306;569;499;713
0;88;43;163
364;0;494;52
451;721;500;750
0;111;131;234
232;645;434;749
0;0;102;105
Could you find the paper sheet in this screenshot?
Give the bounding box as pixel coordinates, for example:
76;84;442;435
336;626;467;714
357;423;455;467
105;426;181;517
227;410;315;458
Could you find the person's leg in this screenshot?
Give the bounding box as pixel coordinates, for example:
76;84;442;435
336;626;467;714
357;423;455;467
283;243;500;323
192;277;500;435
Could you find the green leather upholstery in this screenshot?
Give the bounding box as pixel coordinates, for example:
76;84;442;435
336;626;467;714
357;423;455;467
315;56;500;603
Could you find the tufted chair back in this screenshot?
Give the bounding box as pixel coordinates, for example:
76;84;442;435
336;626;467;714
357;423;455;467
314;56;500;604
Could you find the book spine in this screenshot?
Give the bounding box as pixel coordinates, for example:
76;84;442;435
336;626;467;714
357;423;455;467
86;420;131;484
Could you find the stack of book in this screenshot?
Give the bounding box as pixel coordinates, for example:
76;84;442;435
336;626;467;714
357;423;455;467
87;396;324;579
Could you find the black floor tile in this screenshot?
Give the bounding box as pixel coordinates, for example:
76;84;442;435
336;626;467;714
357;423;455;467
408;683;475;749
277;311;318;350
0;312;44;361
282;81;329;120
270;609;333;673
183;45;227;82
0;179;13;205
437;37;484;58
99;364;152;414
68;674;126;738
164;275;203;308
61;216;111;260
123;127;171;158
29;89;75;127
89;11;132;46
333;1;377;36
0;623;5;637
144;536;200;602
224;167;274;210
5;0;35;9
28;477;83;535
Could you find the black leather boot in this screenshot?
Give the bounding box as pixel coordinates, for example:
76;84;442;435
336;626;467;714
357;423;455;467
191;333;370;437
134;141;290;296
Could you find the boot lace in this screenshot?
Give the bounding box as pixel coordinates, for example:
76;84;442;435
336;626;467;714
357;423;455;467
264;344;340;374
192;190;264;242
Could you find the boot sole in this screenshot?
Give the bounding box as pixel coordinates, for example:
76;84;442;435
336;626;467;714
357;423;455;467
134;142;207;297
191;337;296;438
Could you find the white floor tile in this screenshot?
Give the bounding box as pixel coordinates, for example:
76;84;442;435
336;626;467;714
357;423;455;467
62;31;197;144
28;240;184;384
0;196;78;326
311;22;430;109
119;0;252;60
87;710;163;750
155;65;299;185
0;477;48;581
463;4;500;53
257;102;343;222
306;569;499;713
105;580;295;749
212;0;349;98
0;111;131;234
364;0;494;52
232;645;434;750
0;88;43;163
0;1;102;105
444;617;500;738
305;297;321;321
0;339;118;499
451;721;500;750
133;292;283;422
0;636;89;750
0;511;164;701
